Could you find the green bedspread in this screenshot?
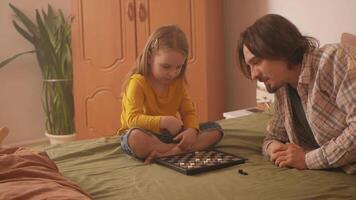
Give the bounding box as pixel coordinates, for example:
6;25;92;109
44;113;356;200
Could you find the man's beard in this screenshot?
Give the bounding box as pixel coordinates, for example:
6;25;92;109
265;83;280;93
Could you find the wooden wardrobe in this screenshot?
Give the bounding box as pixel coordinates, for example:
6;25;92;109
71;0;224;139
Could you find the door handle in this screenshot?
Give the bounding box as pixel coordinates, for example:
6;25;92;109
138;2;147;22
127;1;135;21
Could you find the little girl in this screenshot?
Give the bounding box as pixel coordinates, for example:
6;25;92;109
118;25;223;163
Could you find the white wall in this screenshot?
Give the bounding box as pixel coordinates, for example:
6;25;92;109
267;0;356;45
224;0;267;112
0;0;70;146
224;0;356;111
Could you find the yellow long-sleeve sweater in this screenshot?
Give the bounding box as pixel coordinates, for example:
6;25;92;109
118;74;198;135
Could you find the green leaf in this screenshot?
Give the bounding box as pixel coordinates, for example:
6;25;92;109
47;4;56;20
0;50;36;69
44;6;56;36
59;9;66;24
9;3;38;37
36;9;59;77
12;21;34;44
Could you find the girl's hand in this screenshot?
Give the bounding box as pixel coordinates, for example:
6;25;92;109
174;128;198;151
160;116;183;136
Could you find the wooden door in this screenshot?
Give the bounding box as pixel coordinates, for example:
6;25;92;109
72;0;136;139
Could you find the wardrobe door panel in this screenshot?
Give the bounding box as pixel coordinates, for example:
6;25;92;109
135;0;195;61
72;0;136;139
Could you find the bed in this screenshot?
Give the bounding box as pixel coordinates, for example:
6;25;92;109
18;112;353;200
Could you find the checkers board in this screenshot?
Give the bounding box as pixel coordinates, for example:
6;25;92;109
155;149;246;175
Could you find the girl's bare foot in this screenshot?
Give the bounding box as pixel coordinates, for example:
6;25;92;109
161;146;185;157
144;150;163;164
144;146;186;164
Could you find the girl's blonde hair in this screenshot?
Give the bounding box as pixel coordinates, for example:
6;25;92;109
122;25;189;93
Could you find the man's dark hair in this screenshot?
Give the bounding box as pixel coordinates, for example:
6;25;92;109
237;14;319;79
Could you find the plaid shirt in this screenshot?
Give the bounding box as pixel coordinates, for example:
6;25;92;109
263;44;356;174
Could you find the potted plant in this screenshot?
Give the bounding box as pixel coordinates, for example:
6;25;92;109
0;4;75;144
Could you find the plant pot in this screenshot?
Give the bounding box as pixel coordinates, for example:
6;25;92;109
45;132;76;145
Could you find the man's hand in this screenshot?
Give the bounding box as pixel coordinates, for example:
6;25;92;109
174;128;198;151
160;116;183;136
266;141;285;156
270;143;308;170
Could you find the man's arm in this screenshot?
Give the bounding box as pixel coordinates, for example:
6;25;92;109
305;46;356;171
263;96;290;157
264;104;308;170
